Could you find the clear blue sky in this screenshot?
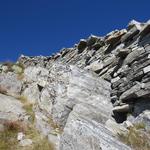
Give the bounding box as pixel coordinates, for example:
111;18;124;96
0;0;149;61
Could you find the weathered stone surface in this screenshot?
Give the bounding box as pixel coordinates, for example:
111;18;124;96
140;21;150;38
105;119;128;135
19;139;32;147
87;35;99;46
24;66;49;86
78;39;87;53
123;47;145;65
0;93;26;122
0;72;22;96
3;20;150;149
85;60;103;72
113;104;131;113
143;65;150;73
60;104;130;150
106;29;127;45
22;83;40;103
36;63;112;128
121;25;140;42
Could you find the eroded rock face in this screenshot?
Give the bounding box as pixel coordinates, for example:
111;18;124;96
1;20;150;149
60;104;130;150
25;63;112;128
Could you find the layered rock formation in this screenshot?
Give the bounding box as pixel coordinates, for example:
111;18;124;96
1;20;150;150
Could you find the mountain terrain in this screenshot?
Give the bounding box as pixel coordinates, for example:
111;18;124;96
0;20;150;150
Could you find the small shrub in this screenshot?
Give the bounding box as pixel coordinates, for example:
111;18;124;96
0;129;18;150
0;120;55;150
17;73;24;80
134;122;146;130
32;137;55;150
3;120;26;132
23;103;35;123
47;116;63;134
18;96;35;123
18;95;28;104
0;120;27;150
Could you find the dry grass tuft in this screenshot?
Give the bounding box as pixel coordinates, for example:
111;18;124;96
4;120;26;132
118;123;150;150
0;121;55;150
18;96;35;123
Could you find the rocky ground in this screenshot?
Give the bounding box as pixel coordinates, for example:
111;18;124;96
0;20;150;150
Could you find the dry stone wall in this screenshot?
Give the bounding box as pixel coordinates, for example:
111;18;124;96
18;20;150;124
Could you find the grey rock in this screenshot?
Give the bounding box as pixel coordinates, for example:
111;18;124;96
60;104;130;150
85;60;104;72
0;72;22;96
113;104;131;113
17;132;25;141
0;93;26;122
24;66;49;86
22;83;40;103
140;21;150;38
143;65;150;73
87;35;99;46
106;29;127;45
78;39;87;53
19;139;32;147
123;47;145;65
121;25;140;42
105;119;128;135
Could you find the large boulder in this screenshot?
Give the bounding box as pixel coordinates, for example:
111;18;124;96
36;63;112;128
60;104;131;150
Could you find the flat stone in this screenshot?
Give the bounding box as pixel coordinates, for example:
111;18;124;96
128;20;142;30
119;84;140;101
121;26;140;42
117;48;131;57
19;139;32;147
87;35;98;46
111;76;120;84
17;132;25;141
123;47;145;65
78;39;87;53
60;104;130;150
106;29;127;45
140;22;150;38
113;104;130;113
85;60;103;72
143;65;150;73
0;94;25;122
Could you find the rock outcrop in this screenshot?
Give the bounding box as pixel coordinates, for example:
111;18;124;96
1;20;150;150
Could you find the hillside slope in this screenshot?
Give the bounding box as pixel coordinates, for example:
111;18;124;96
1;20;150;150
